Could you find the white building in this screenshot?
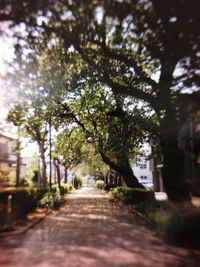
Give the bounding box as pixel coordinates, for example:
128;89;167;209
132;143;153;189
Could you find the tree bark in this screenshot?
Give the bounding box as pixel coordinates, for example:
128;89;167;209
64;166;68;183
39;143;47;187
54;159;61;190
99;149;144;189
118;159;145;189
161;136;191;202
16;126;21;187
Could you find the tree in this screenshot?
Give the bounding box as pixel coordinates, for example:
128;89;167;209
25;154;40;183
7;98;49;186
22;46;146;188
80;144;108;181
6;47;67;187
57;80;146;188
2;0;200;200
53;127;84;183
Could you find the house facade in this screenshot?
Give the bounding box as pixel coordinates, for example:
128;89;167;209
0;133;26;185
132;143;154;190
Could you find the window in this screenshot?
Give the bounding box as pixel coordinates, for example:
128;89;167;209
139;164;147;169
140;176;147;180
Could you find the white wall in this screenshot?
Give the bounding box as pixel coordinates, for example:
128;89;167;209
132;143;153;182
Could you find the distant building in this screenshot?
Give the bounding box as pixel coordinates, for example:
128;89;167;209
0;132;26;185
0;133;16;168
132;143;154;190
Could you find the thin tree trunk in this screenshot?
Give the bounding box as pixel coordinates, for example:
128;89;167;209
39;143;47;187
64;166;68;183
54;160;61;190
16;126;21;187
105;171;109;185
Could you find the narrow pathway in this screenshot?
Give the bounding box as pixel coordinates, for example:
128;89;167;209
0;187;199;267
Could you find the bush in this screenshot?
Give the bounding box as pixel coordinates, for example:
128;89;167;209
0;187;47;221
73;176;83;189
51;185;58;193
104;184;116;191
112;186;154;204
61;183;70;194
0;169;10;182
19;178;29;187
51;183;70;195
38;191;65;209
96;180;105;189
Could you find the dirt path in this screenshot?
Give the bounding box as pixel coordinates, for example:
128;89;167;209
0;187;199;267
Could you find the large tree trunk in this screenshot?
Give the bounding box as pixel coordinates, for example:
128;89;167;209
99;149;144;189
118;159;144;189
161;136;191;202
157;61;191;201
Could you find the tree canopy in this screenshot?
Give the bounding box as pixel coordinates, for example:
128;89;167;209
1;0;200;200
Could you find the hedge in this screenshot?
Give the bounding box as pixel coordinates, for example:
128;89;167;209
96;180;105;189
112;186;154;204
51;183;70;195
0;187;47;221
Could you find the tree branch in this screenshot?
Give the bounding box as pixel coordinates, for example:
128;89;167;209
104;75;158;109
101;45;158;90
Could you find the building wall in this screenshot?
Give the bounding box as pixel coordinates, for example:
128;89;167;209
132;143;153;183
0;133;27;182
0;162;10;169
0;135;16;162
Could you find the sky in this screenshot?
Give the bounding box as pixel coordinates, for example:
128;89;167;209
0;25;38;157
0;23;15;120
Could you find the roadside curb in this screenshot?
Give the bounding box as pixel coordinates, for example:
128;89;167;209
0;210;52;237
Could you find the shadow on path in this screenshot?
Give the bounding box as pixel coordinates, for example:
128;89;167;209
0;187;199;267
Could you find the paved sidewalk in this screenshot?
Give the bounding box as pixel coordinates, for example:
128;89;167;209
0;187;199;267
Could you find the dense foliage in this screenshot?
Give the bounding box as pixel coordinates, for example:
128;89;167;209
96;180;105;190
1;0;200;200
112;186;154;204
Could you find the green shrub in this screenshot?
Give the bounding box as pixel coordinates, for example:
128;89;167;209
51;183;70;195
104;184;116;191
96;180;105;189
0;187;47;221
51;185;58;193
112;186;154;204
19;178;29;187
61;183;70;194
73;176;83;189
38;191;65;209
